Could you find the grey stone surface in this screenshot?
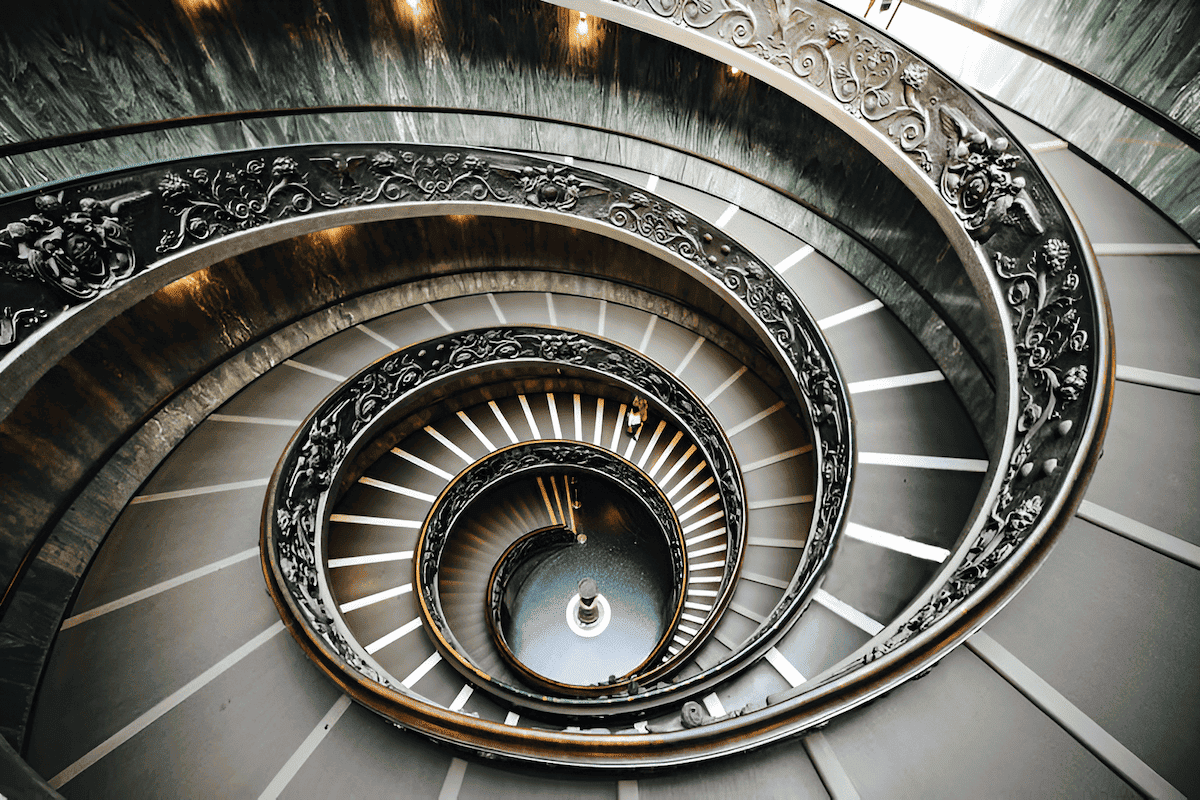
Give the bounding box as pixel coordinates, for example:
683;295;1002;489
0;735;61;800
824;645;1142;799
985;517;1200;800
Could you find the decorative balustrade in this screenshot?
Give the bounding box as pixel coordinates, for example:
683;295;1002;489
0;0;1109;769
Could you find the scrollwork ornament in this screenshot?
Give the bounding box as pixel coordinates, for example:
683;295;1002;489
937;106;1043;241
157;156;342;253
606;192;707;264
685;2;938;165
267;327;771;694
822;237;1094;681
639;0;758;46
359;151;509;204
0;306;51;347
0;191;147;303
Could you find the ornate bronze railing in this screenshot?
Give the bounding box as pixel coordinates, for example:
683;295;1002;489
2;0;1109;767
263;325;847;722
579;0;1110;734
423;441;690;700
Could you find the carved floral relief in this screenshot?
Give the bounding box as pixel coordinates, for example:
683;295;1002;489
0;87;1097;737
157;156;341;253
0;191;147;303
605;0;1099;698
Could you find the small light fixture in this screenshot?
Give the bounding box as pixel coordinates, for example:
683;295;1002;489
577;12;588;36
407;0;419;11
730;66;740;75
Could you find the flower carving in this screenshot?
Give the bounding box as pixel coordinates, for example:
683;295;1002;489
0;191;144;302
512;164;608;212
271;156;301;181
1042;238;1071;273
370;151;398;174
939;106;1042;241
1009;496;1043;532
538;334;567;361
1059;365;1087;404
462;155;490;176
900;63;927;89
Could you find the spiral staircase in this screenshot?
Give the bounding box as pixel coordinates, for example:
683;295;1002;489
0;1;1196;798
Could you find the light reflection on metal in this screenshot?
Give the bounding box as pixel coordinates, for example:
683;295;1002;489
156;269;213;308
311;225;354;247
431;441;691;697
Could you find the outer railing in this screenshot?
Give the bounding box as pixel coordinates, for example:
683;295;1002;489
568;0;1110;730
902;0;1200;155
0;0;1110;769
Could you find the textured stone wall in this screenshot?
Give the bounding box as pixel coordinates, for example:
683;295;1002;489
943;0;1200;136
0;0;966;289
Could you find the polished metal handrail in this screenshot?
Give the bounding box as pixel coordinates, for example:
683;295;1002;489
580;0;1110;749
264;324;837;721
413;397;723;709
441;442;689;698
2;0;1108;768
